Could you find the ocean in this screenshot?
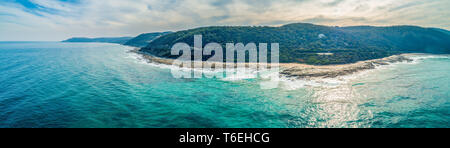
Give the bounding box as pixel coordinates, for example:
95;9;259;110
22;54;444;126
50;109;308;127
0;42;448;128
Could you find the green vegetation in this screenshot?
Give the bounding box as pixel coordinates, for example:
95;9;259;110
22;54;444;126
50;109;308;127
124;32;172;47
63;32;172;48
432;28;450;36
141;23;450;65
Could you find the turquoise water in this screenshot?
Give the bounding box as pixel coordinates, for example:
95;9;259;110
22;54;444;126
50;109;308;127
0;42;448;128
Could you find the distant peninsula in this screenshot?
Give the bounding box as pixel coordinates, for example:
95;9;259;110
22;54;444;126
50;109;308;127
63;31;172;47
63;37;133;44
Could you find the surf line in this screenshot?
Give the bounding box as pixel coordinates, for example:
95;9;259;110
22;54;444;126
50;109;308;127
179;132;214;146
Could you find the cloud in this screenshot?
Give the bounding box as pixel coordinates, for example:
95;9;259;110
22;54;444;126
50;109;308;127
323;0;346;6
0;0;449;41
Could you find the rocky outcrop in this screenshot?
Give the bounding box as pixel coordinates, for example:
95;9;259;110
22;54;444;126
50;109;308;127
280;55;413;78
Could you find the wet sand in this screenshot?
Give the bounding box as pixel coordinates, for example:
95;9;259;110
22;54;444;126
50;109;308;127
130;49;413;79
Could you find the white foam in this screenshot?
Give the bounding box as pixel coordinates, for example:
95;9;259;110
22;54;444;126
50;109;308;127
127;50;268;81
127;50;446;90
407;54;449;63
276;55;426;91
249;54;445;91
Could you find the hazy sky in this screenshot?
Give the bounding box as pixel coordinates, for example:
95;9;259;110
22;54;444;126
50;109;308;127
0;0;449;41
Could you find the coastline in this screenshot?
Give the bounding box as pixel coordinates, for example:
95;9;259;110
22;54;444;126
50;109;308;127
280;54;413;78
129;49;414;79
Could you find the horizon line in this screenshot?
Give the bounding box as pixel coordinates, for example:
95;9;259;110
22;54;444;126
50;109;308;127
2;22;449;42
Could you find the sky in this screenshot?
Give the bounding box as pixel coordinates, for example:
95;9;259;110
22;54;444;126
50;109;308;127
0;0;449;41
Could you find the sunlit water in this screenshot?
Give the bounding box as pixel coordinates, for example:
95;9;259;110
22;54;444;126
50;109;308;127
0;42;448;128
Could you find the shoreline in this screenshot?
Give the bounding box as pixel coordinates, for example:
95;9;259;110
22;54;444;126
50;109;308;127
280;54;413;78
129;49;414;79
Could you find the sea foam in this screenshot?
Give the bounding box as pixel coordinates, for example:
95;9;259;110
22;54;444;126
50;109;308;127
128;51;441;91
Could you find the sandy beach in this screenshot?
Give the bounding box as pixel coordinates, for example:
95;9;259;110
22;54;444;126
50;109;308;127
130;49;414;79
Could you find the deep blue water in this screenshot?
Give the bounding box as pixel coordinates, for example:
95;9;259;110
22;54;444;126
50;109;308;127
0;42;448;128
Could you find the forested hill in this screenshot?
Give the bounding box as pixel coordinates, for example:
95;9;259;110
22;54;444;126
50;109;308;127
124;32;172;47
63;32;172;48
63;37;133;44
432;28;450;36
140;23;450;65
